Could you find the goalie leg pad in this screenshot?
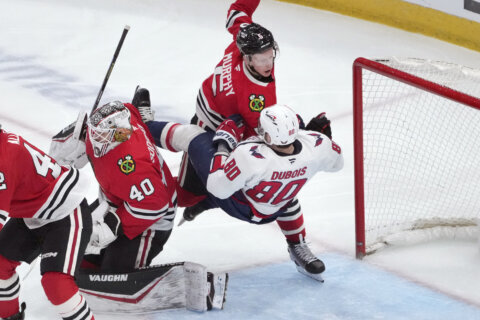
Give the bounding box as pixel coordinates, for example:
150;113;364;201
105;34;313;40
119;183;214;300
208;272;229;310
184;262;209;312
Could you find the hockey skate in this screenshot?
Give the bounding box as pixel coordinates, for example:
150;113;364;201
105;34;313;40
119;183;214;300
206;272;229;310
4;302;26;320
287;236;325;282
131;85;154;123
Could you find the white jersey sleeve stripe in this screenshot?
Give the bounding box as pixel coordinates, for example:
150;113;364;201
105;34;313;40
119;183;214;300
225;10;247;29
195;89;224;130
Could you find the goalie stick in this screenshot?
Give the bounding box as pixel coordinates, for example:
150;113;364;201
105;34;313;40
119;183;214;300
91;25;130;112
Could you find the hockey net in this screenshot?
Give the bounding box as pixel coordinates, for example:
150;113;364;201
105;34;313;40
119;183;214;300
353;57;480;258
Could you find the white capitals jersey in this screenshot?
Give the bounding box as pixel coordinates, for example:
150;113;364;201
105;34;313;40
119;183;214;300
206;130;344;216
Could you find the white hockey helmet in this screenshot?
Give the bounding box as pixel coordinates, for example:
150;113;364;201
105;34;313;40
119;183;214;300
87;101;132;157
257;104;299;146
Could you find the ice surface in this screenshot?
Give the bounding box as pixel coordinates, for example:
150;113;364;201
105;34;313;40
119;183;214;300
1;0;480;318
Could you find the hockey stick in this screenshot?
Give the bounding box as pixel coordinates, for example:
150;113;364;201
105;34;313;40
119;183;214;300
91;25;130;113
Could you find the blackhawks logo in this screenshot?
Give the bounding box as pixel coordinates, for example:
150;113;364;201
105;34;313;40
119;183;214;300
118;155;135;175
249;94;265;112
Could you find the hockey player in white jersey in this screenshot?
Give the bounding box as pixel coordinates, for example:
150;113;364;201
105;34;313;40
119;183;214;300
139;100;343;281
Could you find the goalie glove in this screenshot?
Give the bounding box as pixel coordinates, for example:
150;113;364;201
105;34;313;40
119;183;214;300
86;211;121;255
212;115;245;152
306;112;332;139
49;111;88;168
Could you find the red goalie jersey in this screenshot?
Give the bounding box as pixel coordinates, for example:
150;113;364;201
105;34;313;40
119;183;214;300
86;104;177;240
196;0;276;137
0;130;86;229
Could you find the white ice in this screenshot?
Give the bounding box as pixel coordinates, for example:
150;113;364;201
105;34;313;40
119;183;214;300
1;0;480;319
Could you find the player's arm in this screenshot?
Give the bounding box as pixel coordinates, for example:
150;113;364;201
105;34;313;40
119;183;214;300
206;117;249;199
226;0;261;37
115;166;174;239
207;150;249;199
318;137;344;172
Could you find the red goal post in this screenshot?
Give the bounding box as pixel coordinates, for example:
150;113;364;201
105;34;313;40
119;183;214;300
353;57;480;259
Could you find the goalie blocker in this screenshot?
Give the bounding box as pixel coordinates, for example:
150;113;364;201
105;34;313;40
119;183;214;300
76;262;228;313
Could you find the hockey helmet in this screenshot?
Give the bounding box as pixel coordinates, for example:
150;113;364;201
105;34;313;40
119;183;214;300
236;23;277;55
87;101;132;157
257;104;299;146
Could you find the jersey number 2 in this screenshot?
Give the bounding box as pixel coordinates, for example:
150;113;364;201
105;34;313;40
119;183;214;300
0;172;6;190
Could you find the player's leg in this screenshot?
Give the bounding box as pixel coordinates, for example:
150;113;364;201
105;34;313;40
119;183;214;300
100;228;172;272
0;218;39;319
276;199;325;281
39;199;95;320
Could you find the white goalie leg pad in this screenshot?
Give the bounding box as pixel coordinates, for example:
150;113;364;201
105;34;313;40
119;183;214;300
183;262;209;312
164;124;204;153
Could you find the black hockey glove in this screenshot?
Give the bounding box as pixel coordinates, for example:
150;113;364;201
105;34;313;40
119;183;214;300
306;112;332;139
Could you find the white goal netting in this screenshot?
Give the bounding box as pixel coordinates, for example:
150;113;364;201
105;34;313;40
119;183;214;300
356;57;480;255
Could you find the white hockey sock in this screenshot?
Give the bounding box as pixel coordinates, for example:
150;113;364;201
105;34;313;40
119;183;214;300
55;292;94;320
161;123;204;152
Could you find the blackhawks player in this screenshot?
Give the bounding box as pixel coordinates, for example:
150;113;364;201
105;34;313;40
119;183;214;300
176;0;279;207
0;126;94;319
50;100;228;312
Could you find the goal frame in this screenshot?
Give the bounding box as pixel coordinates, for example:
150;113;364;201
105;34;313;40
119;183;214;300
353;57;480;259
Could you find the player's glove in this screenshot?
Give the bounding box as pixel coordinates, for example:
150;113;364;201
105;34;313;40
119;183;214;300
212;115;245;152
49;111;88;168
86;211;121;255
306;112;332;139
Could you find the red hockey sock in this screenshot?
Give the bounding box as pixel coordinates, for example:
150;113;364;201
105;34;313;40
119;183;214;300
42;272;94;319
0;254;21;318
276;214;306;243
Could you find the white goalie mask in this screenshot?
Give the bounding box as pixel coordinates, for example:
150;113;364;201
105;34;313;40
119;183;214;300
87;101;132;157
257;104;299;146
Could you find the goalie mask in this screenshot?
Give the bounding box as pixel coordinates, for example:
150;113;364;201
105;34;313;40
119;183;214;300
257;104;299;146
87;101;132;157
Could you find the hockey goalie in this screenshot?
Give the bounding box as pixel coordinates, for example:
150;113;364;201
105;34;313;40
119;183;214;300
49;103;228;313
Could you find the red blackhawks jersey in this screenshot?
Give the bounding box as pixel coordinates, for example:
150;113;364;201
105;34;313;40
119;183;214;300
86;103;177;240
196;0;276;138
0;130;87;229
206;131;344;218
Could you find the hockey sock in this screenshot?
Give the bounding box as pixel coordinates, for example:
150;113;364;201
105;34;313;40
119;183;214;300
276;207;306;243
0;255;21;318
41;272;94;320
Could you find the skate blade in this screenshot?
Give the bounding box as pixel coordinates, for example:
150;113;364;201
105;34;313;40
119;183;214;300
177;218;187;226
295;265;324;283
